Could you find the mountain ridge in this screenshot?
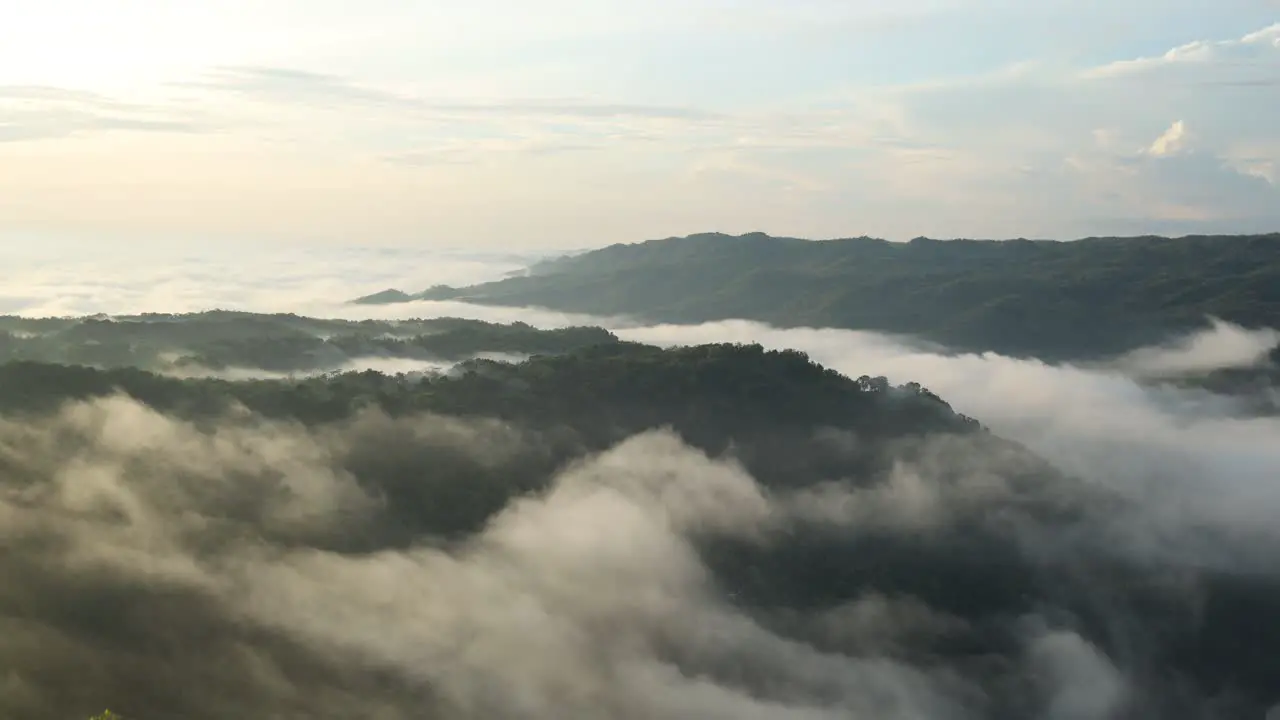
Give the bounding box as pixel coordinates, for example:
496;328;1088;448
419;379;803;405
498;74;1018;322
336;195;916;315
356;231;1280;361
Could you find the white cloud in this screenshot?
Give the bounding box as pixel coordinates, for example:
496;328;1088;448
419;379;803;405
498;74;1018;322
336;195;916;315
0;400;983;718
0;85;209;142
1029;629;1128;720
1146;120;1188;157
1084;22;1280;78
1111;317;1280;378
836;22;1280;237
611;319;1280;568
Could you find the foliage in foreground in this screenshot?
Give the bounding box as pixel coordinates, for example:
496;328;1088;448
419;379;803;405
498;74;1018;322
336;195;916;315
0;343;1272;718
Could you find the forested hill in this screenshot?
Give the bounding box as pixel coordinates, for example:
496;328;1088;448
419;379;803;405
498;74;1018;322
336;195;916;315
7;344;1278;718
0;312;617;374
0;342;986;540
0;342;979;445
359;232;1280;360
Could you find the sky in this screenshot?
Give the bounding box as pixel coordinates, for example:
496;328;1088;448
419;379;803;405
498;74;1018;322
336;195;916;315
1;1;1279;249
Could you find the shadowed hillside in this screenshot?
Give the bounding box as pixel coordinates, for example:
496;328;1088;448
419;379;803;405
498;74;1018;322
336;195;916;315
1;344;1277;719
360;232;1280;360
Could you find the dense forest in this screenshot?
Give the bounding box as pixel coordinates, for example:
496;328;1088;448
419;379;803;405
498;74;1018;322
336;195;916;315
0;311;616;374
2;342;1277;719
359;232;1280;361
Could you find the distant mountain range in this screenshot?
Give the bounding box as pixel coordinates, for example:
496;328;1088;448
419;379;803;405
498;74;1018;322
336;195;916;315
354;232;1280;361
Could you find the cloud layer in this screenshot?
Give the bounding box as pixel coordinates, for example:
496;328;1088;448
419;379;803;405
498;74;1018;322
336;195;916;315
618;320;1280;571
0;242;535;318
4;391;1275;719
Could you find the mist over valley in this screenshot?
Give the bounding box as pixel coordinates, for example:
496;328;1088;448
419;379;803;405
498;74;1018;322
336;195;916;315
0;236;1278;719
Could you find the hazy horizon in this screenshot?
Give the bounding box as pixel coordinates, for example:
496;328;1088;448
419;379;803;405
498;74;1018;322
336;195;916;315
3;1;1279;249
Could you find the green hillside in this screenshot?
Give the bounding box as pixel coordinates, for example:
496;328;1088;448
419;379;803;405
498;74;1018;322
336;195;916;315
363;232;1280;360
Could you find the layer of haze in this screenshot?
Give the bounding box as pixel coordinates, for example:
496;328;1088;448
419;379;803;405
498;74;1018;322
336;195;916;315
0;407;1155;719
0;242;535;318
2;2;1279;246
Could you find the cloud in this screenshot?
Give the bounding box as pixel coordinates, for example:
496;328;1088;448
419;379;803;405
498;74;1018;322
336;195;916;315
0;85;209;143
1085;23;1280;80
163;353;532;381
384;139;598;167
0;243;535;318
610;318;1280;569
763;22;1280;238
0;391;1228;719
1110;317;1280;378
1146;120;1189;157
0;399;545;717
1027;628;1128;720
0;401;1009;719
164;65;735;170
4;13;1280;243
190;66;718;121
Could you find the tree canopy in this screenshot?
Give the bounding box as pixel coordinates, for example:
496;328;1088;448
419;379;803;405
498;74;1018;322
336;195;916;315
0;311;617;374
